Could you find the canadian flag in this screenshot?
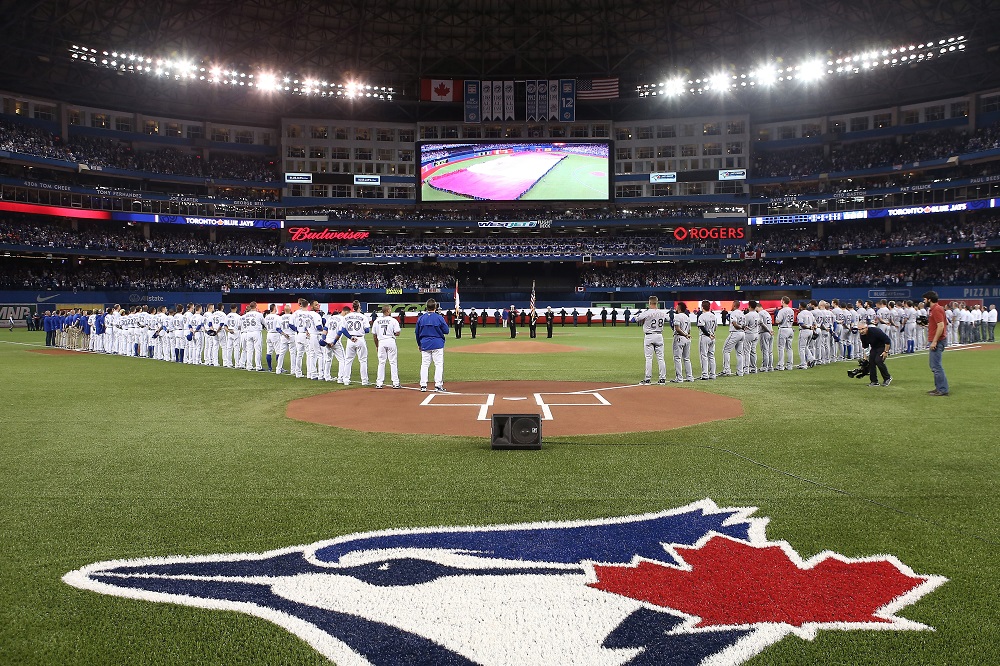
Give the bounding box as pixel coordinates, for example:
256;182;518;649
420;79;463;102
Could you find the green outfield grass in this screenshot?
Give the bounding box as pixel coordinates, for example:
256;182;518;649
420;152;608;201
0;323;997;665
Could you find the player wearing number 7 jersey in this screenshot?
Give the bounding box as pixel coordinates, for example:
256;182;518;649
633;295;667;385
373;305;402;388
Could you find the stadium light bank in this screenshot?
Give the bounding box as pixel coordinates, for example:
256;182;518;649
637;35;967;97
67;44;394;101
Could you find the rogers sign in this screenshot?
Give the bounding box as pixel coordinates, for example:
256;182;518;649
287;227;370;242
672;226;745;241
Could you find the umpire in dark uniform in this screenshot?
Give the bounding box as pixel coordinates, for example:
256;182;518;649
858;321;892;386
469;309;478;338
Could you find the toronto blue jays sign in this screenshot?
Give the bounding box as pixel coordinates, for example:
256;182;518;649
64;499;944;665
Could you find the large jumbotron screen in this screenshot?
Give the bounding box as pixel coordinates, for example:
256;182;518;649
418;141;612;202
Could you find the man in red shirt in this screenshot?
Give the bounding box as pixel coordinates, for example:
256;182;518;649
923;291;949;396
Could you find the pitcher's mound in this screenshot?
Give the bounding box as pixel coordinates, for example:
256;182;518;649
287;380;743;437
452;341;584;354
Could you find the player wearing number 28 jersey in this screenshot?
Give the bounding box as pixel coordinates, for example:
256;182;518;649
634;296;667;385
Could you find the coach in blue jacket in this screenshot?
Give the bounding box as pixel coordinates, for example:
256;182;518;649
414;298;449;392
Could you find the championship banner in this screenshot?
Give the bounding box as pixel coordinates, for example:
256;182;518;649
464;80;481;123
536;80;548;123
492;81;503;121
547;80;559;121
526;80;538;122
503;80;515;120
559;79;576;122
481;81;494;121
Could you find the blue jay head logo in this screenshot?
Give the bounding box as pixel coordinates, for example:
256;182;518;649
64;499;944;665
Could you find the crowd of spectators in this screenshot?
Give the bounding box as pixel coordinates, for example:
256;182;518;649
0;219;307;257
580;254;1000;289
4;212;998;259
4;251;995;292
0;119;278;181
743;215;1000;253
752;122;1000;180
0;261;455;292
319;205;739;222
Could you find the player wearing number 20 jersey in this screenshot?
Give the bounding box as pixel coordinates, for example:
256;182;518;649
634;296;667;384
341;301;371;386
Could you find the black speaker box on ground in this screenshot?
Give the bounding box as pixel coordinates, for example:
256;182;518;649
491;414;542;450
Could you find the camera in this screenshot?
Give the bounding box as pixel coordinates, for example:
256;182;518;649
916;314;929;326
847;358;871;379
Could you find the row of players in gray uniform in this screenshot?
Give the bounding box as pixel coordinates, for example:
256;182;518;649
81;299;402;387
634;296;939;383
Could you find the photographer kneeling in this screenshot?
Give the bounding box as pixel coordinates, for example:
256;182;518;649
858;321;892;387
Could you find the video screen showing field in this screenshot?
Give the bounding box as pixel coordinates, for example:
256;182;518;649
420;142;610;202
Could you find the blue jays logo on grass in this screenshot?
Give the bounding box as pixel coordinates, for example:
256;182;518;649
64;499;945;665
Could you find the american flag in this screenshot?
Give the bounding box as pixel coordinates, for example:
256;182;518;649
529;280;536;312
576;78;619;100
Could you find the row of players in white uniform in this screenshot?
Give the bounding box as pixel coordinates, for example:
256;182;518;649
634;297;986;383
81;299;405;388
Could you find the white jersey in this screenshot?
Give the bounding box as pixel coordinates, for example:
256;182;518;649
324;314;346;344
696;310;717;337
264;312;282;334
211;310;227;332
844;309;859;330
373;314;401;344
190;312;205;333
876;307;892;326
797;309;816;329
292;308;312;336
279;312;294;335
817;309;833;331
757;308;773;333
242;309;264;332
775;306;795;328
225;311;242;333
673;313;692;337
172;312;185;331
634;308;667;335
300;310;323;337
743;310;760;335
728;309;746;331
342;312;370;340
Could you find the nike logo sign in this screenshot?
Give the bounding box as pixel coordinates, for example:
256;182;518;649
36;294;60;303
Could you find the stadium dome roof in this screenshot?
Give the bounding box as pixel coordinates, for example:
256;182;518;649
1;0;999;123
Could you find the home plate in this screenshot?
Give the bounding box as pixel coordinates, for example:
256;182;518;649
503;397;528;401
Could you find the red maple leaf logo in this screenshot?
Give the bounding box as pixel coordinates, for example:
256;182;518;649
434;82;452;99
589;536;940;629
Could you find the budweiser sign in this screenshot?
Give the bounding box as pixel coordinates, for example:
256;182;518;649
287;227;370;242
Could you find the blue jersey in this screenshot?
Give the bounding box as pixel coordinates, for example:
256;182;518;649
415;312;450;351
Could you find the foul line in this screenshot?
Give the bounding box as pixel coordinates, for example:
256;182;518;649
884;344;983;361
0;340;47;348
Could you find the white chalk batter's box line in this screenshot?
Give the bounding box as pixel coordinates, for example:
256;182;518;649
420;390;612;421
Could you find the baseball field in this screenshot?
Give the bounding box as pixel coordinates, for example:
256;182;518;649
421;151;609;201
0;323;997;665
